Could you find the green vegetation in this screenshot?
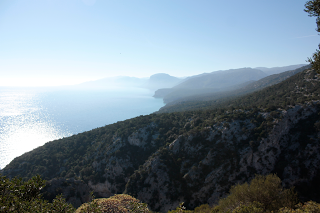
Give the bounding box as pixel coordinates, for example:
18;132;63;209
2;7;320;208
158;66;315;113
0;3;319;212
2;66;320;211
305;0;320;72
3;68;317;184
159;65;309;110
279;201;320;213
2;173;320;212
213;174;297;212
76;194;150;213
0;174;75;212
167;174;320;213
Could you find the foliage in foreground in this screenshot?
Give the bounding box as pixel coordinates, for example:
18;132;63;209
169;174;320;213
76;194;150;213
213;174;297;212
0;174;75;212
2;172;320;213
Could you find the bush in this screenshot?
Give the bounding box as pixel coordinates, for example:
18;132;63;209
0;174;75;212
279;201;320;213
229;201;264;213
213;174;297;212
76;194;150;213
193;203;214;212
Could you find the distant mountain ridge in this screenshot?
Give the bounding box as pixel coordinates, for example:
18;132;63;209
173;68;267;90
158;64;311;112
73;64;306;99
254;64;307;75
2;66;320;212
144;73;183;90
74;73;183;91
154;64;307;103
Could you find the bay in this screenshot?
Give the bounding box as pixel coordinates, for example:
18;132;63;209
0;87;164;169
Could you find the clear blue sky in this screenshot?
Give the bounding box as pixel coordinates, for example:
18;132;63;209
0;0;318;86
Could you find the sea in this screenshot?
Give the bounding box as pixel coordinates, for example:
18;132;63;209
0;86;165;169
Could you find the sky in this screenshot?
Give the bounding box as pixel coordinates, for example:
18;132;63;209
0;0;318;86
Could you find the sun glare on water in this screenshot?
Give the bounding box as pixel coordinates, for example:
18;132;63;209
0;88;70;169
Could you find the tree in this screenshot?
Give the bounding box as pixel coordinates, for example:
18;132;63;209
305;0;320;72
0;174;75;212
212;174;297;212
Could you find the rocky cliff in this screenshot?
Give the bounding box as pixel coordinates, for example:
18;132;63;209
2;68;320;212
125;102;320;212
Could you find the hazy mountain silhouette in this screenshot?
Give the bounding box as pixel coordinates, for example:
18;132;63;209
144;73;183;90
154;64;308;102
254;64;306;75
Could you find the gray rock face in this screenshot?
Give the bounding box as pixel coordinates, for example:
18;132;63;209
2;68;320;212
124;102;320;212
3;101;320;212
37;100;320;212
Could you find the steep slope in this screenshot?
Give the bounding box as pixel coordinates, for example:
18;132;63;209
155;80;254;104
174;68;267;90
158;65;311;113
2;68;320;212
154;65;307;103
153;68;268;101
125;102;320;211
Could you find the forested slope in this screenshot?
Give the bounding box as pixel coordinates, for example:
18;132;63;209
2;67;320;212
158;65;311;113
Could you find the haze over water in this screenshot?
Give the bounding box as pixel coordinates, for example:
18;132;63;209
0;87;164;169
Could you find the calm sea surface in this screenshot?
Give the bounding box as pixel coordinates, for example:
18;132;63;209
0;87;164;169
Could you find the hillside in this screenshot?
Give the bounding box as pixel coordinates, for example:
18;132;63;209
174;68;267;89
255;64;307;75
2;67;320;212
153;68;268;102
144;73;183;91
153;65;307;104
73;73;183;91
158;65;311;113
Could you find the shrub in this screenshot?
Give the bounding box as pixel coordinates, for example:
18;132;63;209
279;201;320;213
168;202;193;213
76;194;150;213
213;174;297;212
193;203;214;212
0;174;75;212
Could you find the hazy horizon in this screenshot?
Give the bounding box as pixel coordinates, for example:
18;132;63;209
0;64;308;88
0;0;317;87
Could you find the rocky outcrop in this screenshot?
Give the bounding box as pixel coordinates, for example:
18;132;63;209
125;102;320;212
85;122;161;198
2;68;320;212
3;101;320;212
